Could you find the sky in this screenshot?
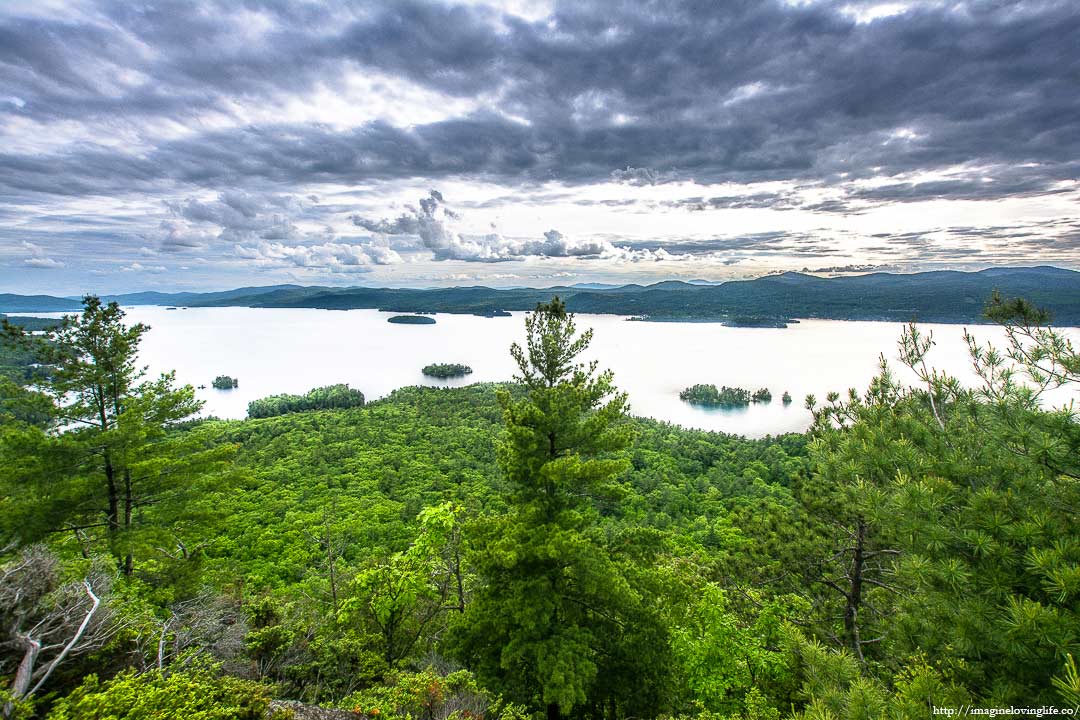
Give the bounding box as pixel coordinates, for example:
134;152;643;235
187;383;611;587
1;0;1079;294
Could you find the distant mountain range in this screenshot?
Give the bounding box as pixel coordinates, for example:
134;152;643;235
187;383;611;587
3;267;1079;325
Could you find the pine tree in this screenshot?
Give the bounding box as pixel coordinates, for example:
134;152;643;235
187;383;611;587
1;297;232;574
448;298;670;719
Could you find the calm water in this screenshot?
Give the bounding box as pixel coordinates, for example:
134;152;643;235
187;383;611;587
27;307;1080;437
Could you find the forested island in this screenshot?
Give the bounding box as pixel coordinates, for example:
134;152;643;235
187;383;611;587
422;363;474;378
680;385;777;406
1;293;1078;718
247;384;366;418
387;314;437;325
0;315;60;332
212;374;239;389
722;316;790;328
5;266;1080;324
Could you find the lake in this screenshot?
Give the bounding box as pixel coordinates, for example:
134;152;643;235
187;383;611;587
25;306;1080;437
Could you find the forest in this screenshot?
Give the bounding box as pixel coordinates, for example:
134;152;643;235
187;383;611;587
0;293;1078;719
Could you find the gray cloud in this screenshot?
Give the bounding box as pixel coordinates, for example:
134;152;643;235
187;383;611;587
0;0;1077;199
1;0;1079;291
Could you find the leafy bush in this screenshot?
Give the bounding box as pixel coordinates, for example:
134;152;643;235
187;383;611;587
46;664;291;720
341;669;526;720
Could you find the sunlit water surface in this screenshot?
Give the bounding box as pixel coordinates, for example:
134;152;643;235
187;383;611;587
25;307;1080;438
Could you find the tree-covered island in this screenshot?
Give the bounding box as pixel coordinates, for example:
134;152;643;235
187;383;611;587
212;374;238;389
421;363;474;378
387;314;436;325
679;383;753;406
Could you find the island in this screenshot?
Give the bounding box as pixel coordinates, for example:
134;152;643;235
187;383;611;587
722;316;791;328
782;391;793;404
752;388;773;403
422;363;474;379
247;384;365;418
679;384;753;407
212;375;238;389
388;314;437;325
472;309;512;317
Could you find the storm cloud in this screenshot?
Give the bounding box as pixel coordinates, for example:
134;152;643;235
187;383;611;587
1;0;1078;291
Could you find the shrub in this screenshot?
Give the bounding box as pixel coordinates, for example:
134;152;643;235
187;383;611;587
46;664;291;720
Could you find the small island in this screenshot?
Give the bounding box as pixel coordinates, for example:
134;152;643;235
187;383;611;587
679;384;751;407
782;391;793;404
473;309;512;317
422;363;474;379
388;314;436;325
679;384;777;407
722;316;791;329
212;375;238;389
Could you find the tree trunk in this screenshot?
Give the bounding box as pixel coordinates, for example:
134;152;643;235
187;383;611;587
104;452;121;573
845;519;866;665
122;468;134;576
547;703;561;720
5;635;41;717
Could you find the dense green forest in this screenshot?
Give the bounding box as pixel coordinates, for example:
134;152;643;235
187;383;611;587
1;293;1078;719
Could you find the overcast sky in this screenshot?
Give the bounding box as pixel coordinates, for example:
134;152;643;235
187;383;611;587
1;0;1078;294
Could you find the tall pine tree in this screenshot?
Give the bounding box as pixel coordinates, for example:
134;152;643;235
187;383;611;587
448;298;671;719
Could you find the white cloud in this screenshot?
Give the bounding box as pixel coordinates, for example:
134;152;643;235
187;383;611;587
353;190;627;262
24;256;65;268
234;239;403;272
20;240;65;268
121;262;167;273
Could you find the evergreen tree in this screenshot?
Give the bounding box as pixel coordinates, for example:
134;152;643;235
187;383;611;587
1;297;231;575
449;298;671;719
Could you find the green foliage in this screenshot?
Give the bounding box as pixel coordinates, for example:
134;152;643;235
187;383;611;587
670;584;804;717
421;363;473;379
212;375;238;389
752;388;773;403
46;664;290;720
449;298;673;718
0;297;231;576
680;384;752;407
0;316;61;332
341;668;527;720
7;289;1077;719
800;314;1080;705
247;384;365;418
